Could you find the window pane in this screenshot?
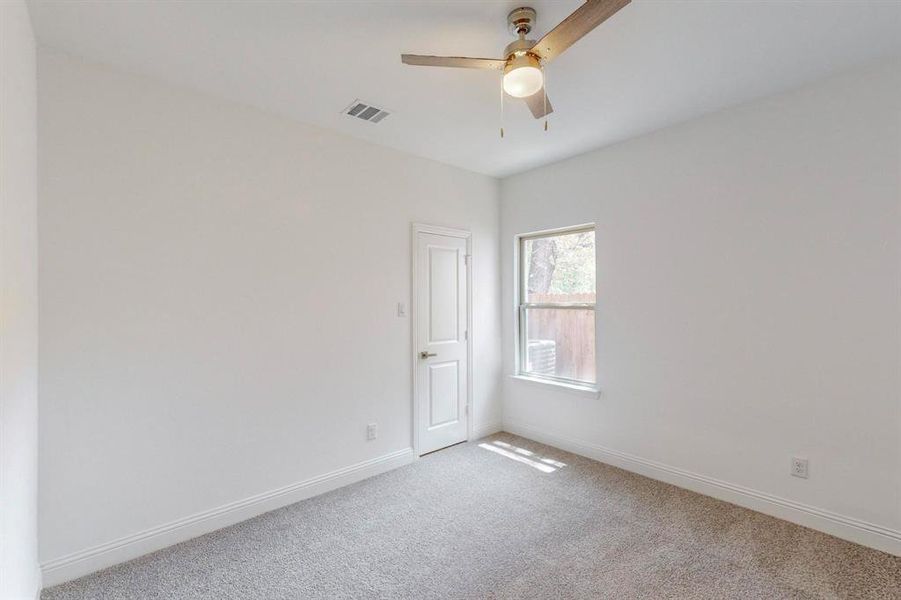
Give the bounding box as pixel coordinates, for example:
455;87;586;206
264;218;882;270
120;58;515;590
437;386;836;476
523;308;596;384
523;230;595;304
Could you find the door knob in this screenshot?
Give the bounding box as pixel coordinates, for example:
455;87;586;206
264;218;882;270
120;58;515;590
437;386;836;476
420;351;437;359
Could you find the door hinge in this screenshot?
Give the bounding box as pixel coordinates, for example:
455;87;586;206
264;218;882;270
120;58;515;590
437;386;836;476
464;254;471;267
464;329;468;341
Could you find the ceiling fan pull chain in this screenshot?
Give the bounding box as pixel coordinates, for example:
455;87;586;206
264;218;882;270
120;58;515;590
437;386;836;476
500;75;505;139
544;63;549;132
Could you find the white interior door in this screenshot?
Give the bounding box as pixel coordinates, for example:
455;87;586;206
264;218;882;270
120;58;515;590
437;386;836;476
415;229;469;455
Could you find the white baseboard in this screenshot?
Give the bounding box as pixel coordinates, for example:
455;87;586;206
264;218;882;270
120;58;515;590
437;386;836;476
471;421;503;440
41;447;415;587
504;420;901;557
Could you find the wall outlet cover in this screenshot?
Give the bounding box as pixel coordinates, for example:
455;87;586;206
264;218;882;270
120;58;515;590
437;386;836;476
791;456;809;479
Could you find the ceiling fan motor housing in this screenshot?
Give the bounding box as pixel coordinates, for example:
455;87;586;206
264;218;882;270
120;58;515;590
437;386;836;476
503;38;536;60
507;7;537;37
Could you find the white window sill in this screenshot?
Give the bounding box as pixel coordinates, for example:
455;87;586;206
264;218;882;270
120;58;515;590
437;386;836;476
510;375;601;399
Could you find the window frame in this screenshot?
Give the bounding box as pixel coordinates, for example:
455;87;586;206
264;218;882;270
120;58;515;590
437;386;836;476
516;224;597;388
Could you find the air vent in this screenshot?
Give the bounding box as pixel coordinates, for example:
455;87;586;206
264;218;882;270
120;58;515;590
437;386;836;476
343;99;391;124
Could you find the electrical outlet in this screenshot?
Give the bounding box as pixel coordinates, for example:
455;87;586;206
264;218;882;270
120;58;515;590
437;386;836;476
366;423;378;441
791;456;809;479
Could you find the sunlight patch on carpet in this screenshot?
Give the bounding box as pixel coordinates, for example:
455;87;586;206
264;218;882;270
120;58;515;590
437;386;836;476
479;441;567;473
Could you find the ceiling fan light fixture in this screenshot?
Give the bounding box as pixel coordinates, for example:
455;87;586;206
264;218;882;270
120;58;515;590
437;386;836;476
402;1;633;119
503;53;543;98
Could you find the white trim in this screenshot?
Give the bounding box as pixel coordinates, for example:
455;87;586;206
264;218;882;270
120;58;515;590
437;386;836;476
517;222;596;240
509;375;601;399
411;223;473;457
41;448;415;587
503;420;901;557
471;421;503;440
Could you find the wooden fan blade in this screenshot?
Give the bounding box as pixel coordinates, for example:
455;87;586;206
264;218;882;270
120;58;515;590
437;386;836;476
530;0;631;64
401;54;506;70
524;90;553;119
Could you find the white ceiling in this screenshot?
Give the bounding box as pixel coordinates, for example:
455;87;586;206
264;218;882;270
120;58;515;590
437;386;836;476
27;0;901;178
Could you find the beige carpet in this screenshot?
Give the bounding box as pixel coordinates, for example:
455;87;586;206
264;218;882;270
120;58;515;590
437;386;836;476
43;433;900;599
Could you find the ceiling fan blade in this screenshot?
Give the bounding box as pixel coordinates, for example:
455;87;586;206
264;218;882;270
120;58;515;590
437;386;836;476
530;0;631;64
401;54;506;70
524;90;553;119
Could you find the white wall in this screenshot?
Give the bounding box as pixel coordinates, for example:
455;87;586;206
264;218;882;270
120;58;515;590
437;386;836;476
37;50;501;580
0;1;41;598
501;59;901;554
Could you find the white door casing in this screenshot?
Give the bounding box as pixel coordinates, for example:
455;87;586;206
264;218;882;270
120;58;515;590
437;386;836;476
413;224;470;455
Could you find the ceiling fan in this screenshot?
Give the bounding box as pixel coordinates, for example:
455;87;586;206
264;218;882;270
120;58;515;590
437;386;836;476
401;0;631;120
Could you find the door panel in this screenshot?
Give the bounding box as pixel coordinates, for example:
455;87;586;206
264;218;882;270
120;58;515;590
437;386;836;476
428;361;459;427
428;246;460;343
416;229;469;455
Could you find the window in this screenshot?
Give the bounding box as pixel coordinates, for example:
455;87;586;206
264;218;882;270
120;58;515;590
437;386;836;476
518;226;596;387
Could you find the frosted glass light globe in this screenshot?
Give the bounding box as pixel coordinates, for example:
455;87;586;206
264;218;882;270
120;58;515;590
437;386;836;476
503;54;543;98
